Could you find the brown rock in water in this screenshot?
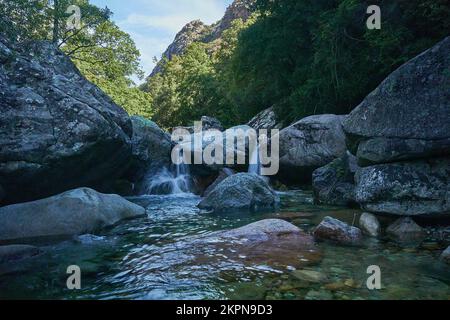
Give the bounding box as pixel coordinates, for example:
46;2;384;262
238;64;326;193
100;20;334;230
313;216;363;245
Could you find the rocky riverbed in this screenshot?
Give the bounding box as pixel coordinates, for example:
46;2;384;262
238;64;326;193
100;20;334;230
0;191;448;300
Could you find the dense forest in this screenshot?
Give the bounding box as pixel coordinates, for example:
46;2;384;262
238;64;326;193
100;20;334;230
2;0;449;128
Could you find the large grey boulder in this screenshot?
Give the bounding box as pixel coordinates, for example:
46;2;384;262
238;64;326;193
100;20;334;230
313;217;363;245
198;173;280;213
343;37;450;166
355;158;450;216
277;114;347;183
128;116;173;182
312;152;359;206
247;106;283;130
0;37;133;205
0;245;42;263
0;188;146;242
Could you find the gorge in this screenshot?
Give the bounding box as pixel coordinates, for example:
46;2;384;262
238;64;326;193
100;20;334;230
0;0;449;301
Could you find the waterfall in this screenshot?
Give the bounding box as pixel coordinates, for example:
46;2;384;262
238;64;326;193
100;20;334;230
248;143;261;175
143;150;193;195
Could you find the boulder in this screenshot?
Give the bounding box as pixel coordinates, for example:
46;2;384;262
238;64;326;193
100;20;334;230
359;212;381;237
386;218;426;243
195;219;321;267
177;124;255;175
312;151;359;206
277;114;347;183
247;106;283;130
313;216;363;245
198;173;280;213
343;37;450;166
202;168;235;197
0;37;132;205
355;158;450;216
440;246;450;264
0;188;146;242
0;245;42;263
127;116;173;182
201;116;224;131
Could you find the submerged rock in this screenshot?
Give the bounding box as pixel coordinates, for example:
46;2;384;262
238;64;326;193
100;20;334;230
195;219;321;267
343;37;450;166
277;114;347;184
0;188;146;242
355;158;450;216
0;245;42;263
198;173;280;213
292;269;327;283
386;218;426;243
0;36;132;205
313;216;362;245
312;152;359;206
359;212;381;237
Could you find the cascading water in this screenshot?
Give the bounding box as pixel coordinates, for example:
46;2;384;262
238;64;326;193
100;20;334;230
143;150;193;195
248;143;261;175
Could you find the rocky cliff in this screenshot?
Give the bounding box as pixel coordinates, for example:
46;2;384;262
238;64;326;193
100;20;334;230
0;35;133;205
148;0;254;78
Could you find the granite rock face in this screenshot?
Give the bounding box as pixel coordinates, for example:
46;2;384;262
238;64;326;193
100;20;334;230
343;37;450;217
343;37;450;166
312;152;359;206
0;36;133;205
277;114;347;183
354;158;450;216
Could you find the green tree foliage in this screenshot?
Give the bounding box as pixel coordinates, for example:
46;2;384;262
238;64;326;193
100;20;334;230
146;17;257;128
0;0;152;119
230;0;450;123
147;0;449;128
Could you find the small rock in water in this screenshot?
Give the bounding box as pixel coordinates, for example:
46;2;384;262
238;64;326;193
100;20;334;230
386;218;426;243
359;212;381;237
440;246;450;264
305;289;333;300
292;269;327;283
324;281;347;291
313;216;363;245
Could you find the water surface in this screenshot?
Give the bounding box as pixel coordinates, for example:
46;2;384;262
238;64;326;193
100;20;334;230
0;191;448;300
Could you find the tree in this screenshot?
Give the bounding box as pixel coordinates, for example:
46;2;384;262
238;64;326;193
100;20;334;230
0;0;152;119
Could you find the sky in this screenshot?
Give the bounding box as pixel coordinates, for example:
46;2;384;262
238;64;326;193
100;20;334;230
90;0;233;83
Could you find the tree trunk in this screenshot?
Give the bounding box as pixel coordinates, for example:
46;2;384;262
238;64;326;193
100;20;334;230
52;0;60;44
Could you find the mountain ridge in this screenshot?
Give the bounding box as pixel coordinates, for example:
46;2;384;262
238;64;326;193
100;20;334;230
148;0;254;78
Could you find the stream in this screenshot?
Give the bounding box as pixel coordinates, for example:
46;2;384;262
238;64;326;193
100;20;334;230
0;190;449;300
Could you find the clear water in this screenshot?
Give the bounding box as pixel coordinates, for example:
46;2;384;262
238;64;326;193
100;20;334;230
0;191;449;300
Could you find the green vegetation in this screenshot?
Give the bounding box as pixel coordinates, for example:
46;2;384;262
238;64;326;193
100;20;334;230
146;0;450;127
2;0;449;127
0;0;152;118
